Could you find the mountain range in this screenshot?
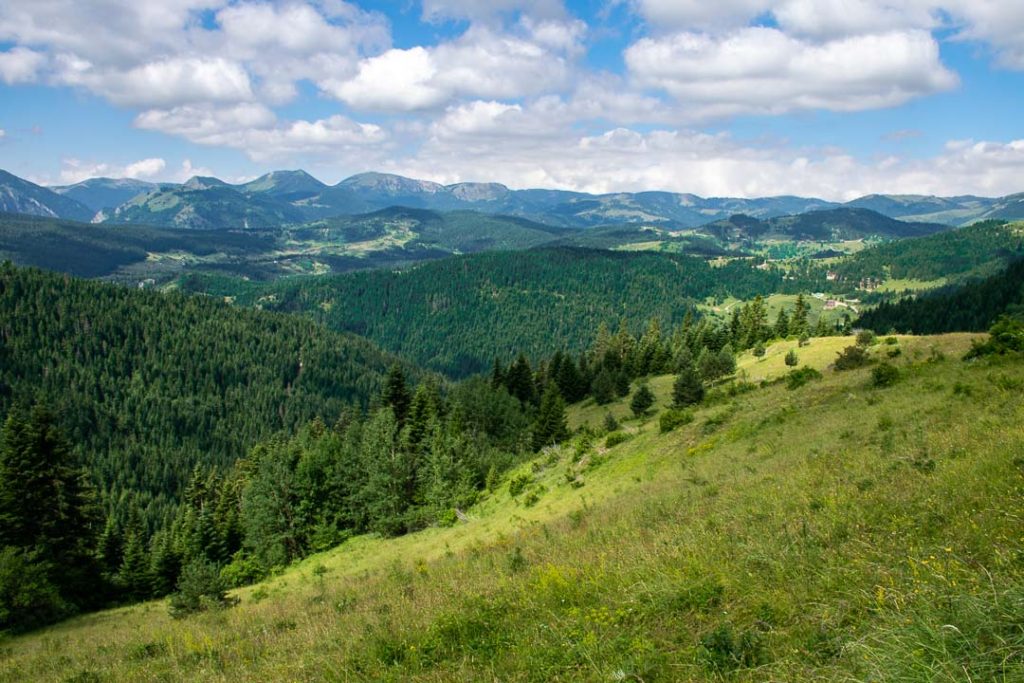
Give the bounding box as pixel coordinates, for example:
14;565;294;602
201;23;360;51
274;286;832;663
2;168;1022;230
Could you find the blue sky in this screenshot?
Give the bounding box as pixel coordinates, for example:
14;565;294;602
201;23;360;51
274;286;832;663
1;0;1023;199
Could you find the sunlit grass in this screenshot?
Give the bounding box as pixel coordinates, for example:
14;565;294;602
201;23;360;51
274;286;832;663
3;333;1021;682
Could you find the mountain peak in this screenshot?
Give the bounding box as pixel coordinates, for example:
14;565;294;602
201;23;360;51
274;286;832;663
338;172;444;195
183;176;230;191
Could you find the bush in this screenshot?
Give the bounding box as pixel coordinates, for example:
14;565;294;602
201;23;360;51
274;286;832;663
602;412;619;432
834;345;869;371
605;431;632;448
753;344;766;358
659;408;694;433
168;559;232;618
507;473;532;498
965;315;1024;358
784;349;798;367
787;366;822;390
856;329;876;347
871;363;900;388
220;551;266;589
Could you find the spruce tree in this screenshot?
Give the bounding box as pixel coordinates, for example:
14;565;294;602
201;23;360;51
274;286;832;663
630;384;655;417
591;367;616;405
0;404;99;608
532;385;569;451
382;364;412;425
673;365;705;407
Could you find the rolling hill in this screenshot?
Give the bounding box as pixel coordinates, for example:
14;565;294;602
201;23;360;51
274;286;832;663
4;332;1022;681
0;263;413;525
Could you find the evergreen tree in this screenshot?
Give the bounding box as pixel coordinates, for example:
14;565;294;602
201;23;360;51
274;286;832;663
774;309;790;338
0;404;100;609
382;364;412;425
118;521;152;601
591;368;616;405
630;385;655;418
791;294;810;337
555;354;586;403
784;349;799;367
673;365;705;408
532;385;569;451
505;354;537;406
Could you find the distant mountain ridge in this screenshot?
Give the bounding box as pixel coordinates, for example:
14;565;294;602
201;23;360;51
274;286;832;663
0;167;1019;230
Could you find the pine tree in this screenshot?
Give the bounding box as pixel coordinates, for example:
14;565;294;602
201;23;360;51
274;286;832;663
0;404;100;609
532;384;569;451
791;294;809;337
505;353;537;406
118;521;152;601
382;364;412;425
784;349;799;367
774;309;790;338
591;367;616;405
673;365;705;407
630;384;655;417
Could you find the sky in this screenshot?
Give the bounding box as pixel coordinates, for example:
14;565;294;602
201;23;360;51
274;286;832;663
1;0;1023;200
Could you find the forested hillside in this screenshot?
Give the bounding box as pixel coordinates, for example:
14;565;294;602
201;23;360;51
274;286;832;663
0;263;408;527
832;220;1024;284
182;249;804;376
857;257;1024;333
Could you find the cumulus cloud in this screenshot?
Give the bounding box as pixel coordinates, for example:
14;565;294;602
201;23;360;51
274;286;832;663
58;157;167;184
630;0;772;30
57;57;254;107
386;121;1024;200
135;104;386;162
625;28;957;116
0;47;45;83
0;0;389;108
326;21;583;112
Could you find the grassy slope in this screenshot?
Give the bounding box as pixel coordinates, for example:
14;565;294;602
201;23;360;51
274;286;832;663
5;334;1024;682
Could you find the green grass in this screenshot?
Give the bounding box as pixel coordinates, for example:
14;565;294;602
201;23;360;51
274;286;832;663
3;333;1022;682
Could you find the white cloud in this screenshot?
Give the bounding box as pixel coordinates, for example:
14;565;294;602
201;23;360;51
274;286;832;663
135;104;386;162
57;57;254;107
0;128;5;138
327;23;581;112
631;0;772;30
773;0;940;38
58;157;167;184
626;28;957;116
948;1;1024;69
386;120;1024;200
421;0;567;23
0;47;45;83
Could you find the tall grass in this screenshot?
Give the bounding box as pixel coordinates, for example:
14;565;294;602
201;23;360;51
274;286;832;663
3;333;1021;682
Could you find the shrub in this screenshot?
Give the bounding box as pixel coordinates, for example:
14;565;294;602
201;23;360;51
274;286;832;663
784;349;798;367
966;315;1024;358
659;408;694;433
699;624;763;672
605;431;631;448
220;551;266;589
834;345;869;371
753;344;766;358
871;363;900;388
856;329;876;347
507;473;532;498
169;559;232;618
602;412;619;433
787;366;822;390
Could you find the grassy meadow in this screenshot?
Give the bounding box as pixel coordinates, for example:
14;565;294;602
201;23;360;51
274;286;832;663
3;333;1023;682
